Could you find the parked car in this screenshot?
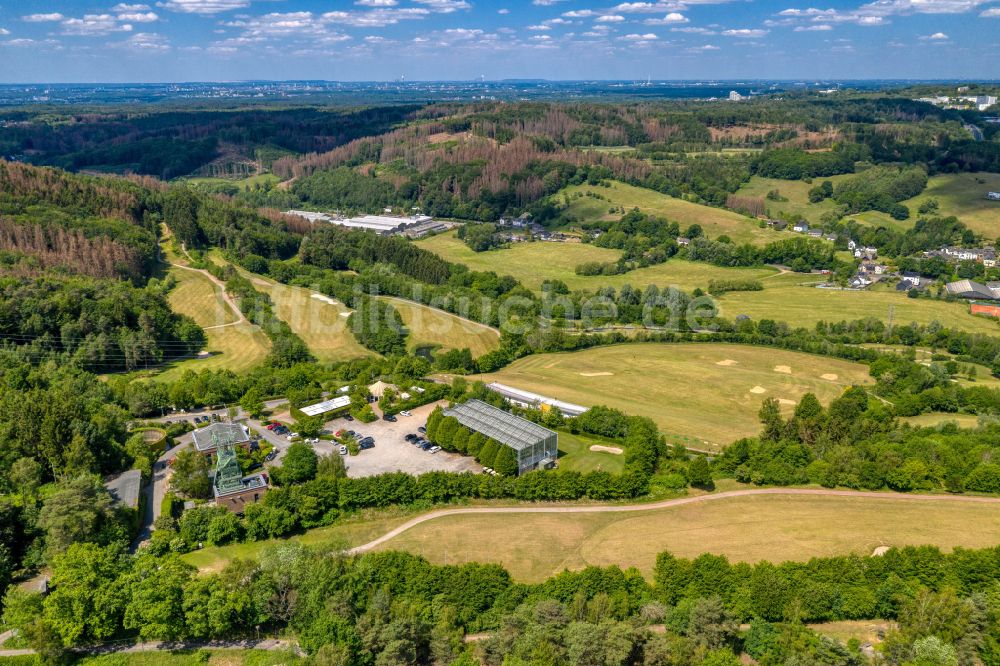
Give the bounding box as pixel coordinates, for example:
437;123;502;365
359;437;375;450
344;414;354;422
266;424;277;430
264;451;277;462
429;445;441;453
308;437;320;444
346;430;357;438
420;442;431;451
335;430;346;438
382;414;397;422
400;410;412;417
339;445;348;455
404;433;417;442
418;426;426;433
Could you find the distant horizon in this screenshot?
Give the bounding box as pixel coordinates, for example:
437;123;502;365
2;0;998;83
2;78;1000;85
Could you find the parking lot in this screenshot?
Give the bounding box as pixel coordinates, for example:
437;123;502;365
323;401;481;478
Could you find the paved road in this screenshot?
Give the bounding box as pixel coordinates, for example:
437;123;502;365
347;487;1000;555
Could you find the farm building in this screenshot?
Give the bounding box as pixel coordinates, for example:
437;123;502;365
444;399;558;475
971;302;1000;318
945;279;1000;300
192;422;251;458
486;382;587;417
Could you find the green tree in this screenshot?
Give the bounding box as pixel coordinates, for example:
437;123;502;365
123;553;195;641
37;475;115;558
9;456;43;501
43;543;130;645
493;446;518;477
170;448;212;499
240;388;265;419
317;453;348;479
688;457;714;489
275;442;318;485
478;439;500;467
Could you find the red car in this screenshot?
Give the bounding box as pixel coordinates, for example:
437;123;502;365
267;424;278;430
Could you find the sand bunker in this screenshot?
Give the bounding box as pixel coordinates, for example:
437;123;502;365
778;398;797;406
774;365;792;374
339;312;351;318
872;546;891;557
716;359;738;366
590;445;624;455
579;372;614;377
821;373;839;381
311;294;339;306
750;386;767;394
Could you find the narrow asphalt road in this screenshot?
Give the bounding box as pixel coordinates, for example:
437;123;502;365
347;487;1000;554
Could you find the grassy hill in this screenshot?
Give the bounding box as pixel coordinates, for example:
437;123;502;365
371;493;1000;582
556;180;774;246
380;296;501;358
416;231;777;293
473;342;873;450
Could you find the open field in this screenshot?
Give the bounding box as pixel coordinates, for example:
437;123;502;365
474;343;873;449
236;269;373;363
902;412;983;429
157;263;270;381
370;493;1000;582
183;173;281;190
557;181;773;246
556;431;625;474
181;509;415;572
716;280;1000;336
734;175;854;224
381;296;501;358
416;232;777;293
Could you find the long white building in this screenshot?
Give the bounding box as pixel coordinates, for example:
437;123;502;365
284;211;432;236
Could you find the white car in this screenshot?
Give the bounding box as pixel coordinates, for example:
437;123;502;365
429;445;441;453
400;410;412;417
287;432;300;440
339;445;348;455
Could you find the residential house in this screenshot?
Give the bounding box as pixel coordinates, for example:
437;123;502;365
792;222;809;233
676;237;691;246
901;272;922;287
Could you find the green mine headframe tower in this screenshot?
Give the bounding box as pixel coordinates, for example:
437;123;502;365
213;430;244;495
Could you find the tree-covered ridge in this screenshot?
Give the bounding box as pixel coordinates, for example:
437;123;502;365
0;275;205;371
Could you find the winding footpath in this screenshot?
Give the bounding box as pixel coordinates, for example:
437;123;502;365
348;487;1000;554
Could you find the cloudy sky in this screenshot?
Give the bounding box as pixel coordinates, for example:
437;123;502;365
0;0;998;82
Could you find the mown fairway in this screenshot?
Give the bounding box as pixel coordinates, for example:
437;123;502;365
372;493;1000;582
716;273;1000;336
556;431;626;474
158;264;270;381
557;181;774;246
381;296;501;358
238;269;374;363
902;412;983;429
474;343;873;449
416;231;777;293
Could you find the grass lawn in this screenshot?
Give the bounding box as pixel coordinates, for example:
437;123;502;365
890;172;1000;238
75;650;302;665
416;231;777;293
557;181;773;246
716;279;1000;336
236;268;374;363
183;173;281;190
381;296;501;358
557;431;625;474
156;265;271;381
181;509;415;572
902;412;983;429
372;493;1000;582
473;343;873;449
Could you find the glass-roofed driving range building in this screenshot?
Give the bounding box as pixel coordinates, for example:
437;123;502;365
443;399;558;475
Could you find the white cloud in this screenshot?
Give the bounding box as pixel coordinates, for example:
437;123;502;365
321;8;430;27
155;0;250;14
498;8;510;13
596;14;626;21
645;12;689;23
563;9;597;17
114;31;170;50
688;43;720;50
981;6;1000;15
721;28;769;36
61;14;134;35
794;23;833;29
527;24;552;30
671;25;716;32
112;3;151;10
919;30;949;37
620;32;659;39
531;33;552;39
22;13;65;22
533;0;568;5
356;0;398;5
412;0;470;12
0;28;8;35
117;11;159;22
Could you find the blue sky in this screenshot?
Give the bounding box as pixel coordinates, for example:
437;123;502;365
0;0;998;82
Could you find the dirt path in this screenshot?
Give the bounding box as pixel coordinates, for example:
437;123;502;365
348;487;1000;554
169;246;247;327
